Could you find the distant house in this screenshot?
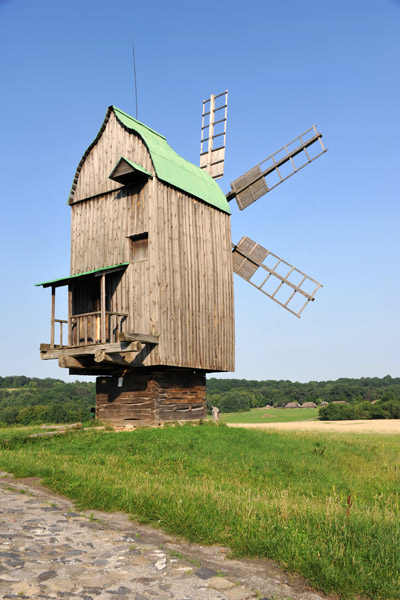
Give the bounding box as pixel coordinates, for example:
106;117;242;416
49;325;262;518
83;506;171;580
302;402;317;408
320;401;328;407
263;405;274;409
331;401;349;405
285;402;301;408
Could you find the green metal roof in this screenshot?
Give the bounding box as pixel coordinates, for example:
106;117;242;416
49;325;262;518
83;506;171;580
35;263;129;288
113;107;230;214
69;106;230;214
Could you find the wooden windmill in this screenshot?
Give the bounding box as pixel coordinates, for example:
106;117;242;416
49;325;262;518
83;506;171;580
37;92;327;427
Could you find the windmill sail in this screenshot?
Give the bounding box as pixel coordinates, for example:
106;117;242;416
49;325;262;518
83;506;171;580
200;91;228;180
227;125;327;210
232;236;322;318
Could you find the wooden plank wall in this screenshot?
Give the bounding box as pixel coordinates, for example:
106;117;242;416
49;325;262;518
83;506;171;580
70;184;149;273
70;115;235;373
72;112;155;202
148;180;235;372
70;182;153;354
95;370;206;426
96;372;157;425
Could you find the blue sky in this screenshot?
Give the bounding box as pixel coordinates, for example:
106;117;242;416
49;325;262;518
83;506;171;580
0;0;399;382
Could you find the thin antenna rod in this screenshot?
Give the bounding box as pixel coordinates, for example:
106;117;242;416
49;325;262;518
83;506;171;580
132;36;138;120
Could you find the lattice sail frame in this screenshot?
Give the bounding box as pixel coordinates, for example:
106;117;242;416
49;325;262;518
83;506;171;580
232;236;322;318
228;125;327;210
200;90;228;180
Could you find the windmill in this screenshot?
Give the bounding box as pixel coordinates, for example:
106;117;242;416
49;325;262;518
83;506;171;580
36;91;327;427
200;90;326;319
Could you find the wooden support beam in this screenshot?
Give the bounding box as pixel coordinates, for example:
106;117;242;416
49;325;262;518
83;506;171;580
68;349;95;358
69;367;116;376
68;341;140;357
119;332;159;345
50;286;55;348
107;352;137;365
68;286;72;346
100;274;106;343
117;341;142;353
41;343;66;359
58;354;88;369
94;349;137;365
94;348;107;363
41;339;149;361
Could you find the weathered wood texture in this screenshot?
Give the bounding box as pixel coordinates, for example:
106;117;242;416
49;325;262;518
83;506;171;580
95;369;206;426
72;112;155;203
69;114;235;372
148;181;234;371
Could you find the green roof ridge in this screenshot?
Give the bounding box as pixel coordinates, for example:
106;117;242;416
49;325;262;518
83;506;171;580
113;106;167;140
112;106;230;215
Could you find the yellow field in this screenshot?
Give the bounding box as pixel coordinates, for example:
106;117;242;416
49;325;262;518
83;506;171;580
227;419;400;434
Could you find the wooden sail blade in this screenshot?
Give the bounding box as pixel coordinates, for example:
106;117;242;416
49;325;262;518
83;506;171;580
227;125;327;210
200;90;228;180
232;236;323;318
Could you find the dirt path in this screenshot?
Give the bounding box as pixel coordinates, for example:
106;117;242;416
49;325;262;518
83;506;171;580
0;472;328;600
227;419;400;434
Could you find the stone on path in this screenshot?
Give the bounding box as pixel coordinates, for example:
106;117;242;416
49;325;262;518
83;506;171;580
207;576;237;590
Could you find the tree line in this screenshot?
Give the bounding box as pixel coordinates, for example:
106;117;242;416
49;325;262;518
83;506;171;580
319;398;400;420
0;375;399;425
206;375;400;418
0;377;95;426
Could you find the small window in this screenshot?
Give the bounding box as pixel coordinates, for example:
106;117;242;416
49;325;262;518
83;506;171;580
128;232;148;263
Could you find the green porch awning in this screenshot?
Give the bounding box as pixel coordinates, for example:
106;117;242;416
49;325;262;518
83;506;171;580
35;263;129;289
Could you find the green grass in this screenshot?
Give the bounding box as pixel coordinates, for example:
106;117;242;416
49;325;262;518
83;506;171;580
218;407;320;423
0;424;52;439
0;423;398;599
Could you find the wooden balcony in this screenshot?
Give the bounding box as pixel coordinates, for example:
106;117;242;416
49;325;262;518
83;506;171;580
49;311;128;349
42;320;159;372
38;266;158;372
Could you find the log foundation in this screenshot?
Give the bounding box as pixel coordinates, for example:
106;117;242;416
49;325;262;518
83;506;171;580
96;368;207;427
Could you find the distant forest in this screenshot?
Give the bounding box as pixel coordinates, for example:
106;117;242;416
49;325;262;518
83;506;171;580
0;376;95;426
0;375;399;425
207;376;400;419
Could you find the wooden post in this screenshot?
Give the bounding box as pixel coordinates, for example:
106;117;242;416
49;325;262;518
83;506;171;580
100;274;106;343
50;286;55;349
68;286;72;347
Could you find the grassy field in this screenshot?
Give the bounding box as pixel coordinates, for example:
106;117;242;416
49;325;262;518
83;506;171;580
0;423;399;599
218;407;319;423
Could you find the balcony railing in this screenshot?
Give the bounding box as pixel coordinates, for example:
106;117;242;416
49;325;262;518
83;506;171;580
51;319;68;348
49;312;128;349
70;311;128;347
